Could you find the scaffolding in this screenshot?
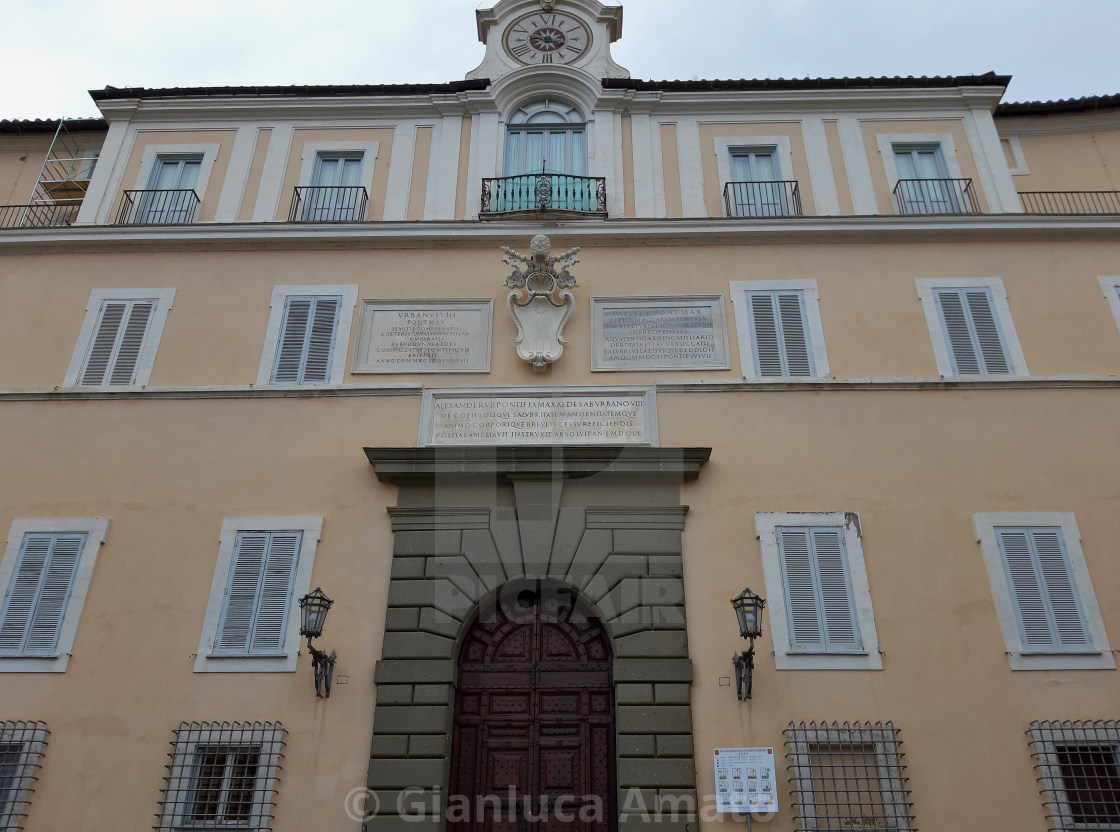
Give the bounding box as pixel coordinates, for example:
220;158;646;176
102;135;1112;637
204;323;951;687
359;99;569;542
0;119;100;229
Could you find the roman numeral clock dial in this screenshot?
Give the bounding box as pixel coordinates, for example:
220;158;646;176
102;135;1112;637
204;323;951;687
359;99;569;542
503;12;591;66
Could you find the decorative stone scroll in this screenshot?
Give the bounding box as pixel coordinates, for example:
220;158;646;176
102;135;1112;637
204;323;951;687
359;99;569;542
418;387;658;446
591;295;730;371
502;234;581;372
352;299;492;373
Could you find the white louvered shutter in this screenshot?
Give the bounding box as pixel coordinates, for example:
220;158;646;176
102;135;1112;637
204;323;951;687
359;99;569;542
778;527;860;651
935;289;1010;375
215;531;302;655
998;527;1087;649
80;300;155;386
271;297;340;384
748;291;813;377
0;533;85;654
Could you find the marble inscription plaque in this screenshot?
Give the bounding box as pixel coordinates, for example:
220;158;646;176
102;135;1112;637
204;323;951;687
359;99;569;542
353;299;492;373
419;388;658;446
591;295;730;371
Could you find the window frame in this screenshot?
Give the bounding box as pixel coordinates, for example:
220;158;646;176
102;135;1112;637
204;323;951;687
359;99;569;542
63;288;176;389
0;721;48;831
973;512;1113;671
729;279;830;379
786;721;914;832
1028;721;1120;832
754;512;882;670
157;722;284;832
255;285;358;387
915;277;1028;377
194;517;323;673
1098;276;1120;334
0;519;109;672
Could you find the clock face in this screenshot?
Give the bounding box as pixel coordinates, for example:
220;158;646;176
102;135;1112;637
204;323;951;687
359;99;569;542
504;12;591;66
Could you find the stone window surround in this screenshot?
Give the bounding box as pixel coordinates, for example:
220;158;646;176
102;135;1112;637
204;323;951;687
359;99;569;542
255;285;359;387
754;511;882;670
63;288;177;389
729;279;831;379
914;276;1029;377
193;516;323;673
972;512;1114;671
0;518;110;673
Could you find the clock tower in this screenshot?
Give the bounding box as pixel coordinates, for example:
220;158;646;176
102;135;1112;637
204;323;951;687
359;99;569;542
466;0;629;82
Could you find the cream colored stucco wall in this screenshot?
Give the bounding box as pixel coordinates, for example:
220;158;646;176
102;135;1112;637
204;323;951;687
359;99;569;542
861;119;988;214
116;130;237;223
698;123;815;217
276;128;395;221
1001;124;1120;191
0;147;48;204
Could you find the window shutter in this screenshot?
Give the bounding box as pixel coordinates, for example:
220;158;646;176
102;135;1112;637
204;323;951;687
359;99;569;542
0;533;85;654
812;529;859;647
748;291;812;377
935;289;1009;375
107;301;154;385
271;297;340;384
778;527;860;651
215;532;301;655
778;529;823;647
301;299;340;383
998;528;1088;649
80;302;127;385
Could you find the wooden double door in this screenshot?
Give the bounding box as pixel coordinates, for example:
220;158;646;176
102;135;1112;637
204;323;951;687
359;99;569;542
448;586;615;832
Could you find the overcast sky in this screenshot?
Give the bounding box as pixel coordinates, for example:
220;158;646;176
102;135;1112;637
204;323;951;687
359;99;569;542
2;0;1118;120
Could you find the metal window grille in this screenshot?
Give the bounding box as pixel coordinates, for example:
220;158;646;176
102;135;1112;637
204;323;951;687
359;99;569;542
1029;720;1120;830
0;721;49;832
156;722;285;831
786;721;915;831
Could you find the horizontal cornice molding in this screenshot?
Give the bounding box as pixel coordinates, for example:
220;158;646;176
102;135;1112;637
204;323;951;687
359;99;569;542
2;215;1119;254
365;446;712;484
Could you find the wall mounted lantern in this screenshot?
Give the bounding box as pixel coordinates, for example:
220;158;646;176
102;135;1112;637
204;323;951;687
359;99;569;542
730;588;766;700
299;587;337;699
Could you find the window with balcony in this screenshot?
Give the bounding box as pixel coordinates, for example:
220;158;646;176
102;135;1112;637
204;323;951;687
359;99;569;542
973;513;1113;670
725;148;800;217
156;721;284;831
291;152;368;222
119;154;203;224
484;99;605;215
891;144;977;215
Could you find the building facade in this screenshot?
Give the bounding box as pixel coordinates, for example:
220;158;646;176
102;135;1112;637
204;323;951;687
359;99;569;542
0;1;1119;830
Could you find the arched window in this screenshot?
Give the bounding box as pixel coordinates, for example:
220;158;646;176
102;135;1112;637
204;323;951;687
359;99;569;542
504;99;587;176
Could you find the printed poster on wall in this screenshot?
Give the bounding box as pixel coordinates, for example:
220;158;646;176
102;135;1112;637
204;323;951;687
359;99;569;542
714;747;778;814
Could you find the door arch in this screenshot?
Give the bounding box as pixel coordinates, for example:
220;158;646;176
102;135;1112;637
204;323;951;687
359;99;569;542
448;582;615;832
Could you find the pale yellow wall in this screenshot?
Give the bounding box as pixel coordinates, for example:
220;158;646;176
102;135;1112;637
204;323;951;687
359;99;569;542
823;118;855;215
454;116;473;220
621;113;635;218
237;127;273;221
660;123;683;218
699;123;816;217
861;119;988;214
406;126;433;221
1001;125;1120;191
117;130;237;223
276;128;395;221
5;241;1120;389
0;148;48;204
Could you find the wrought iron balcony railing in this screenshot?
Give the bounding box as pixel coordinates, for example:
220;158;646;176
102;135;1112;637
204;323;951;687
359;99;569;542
289;186;369;222
0;202;80;229
723;181;802;218
115;189;201;225
1019;190;1120;215
893;178;980;215
481;173;607;216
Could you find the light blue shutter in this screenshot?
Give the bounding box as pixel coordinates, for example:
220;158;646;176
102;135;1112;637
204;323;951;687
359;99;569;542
0;533;85;654
80;300;155;386
998;527;1088;649
271;297;340;384
215;532;301;655
935;289;1010;375
748;292;813;377
778;527;860;651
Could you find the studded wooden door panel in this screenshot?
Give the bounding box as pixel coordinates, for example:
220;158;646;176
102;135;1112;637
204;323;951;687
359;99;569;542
449;586;615;832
